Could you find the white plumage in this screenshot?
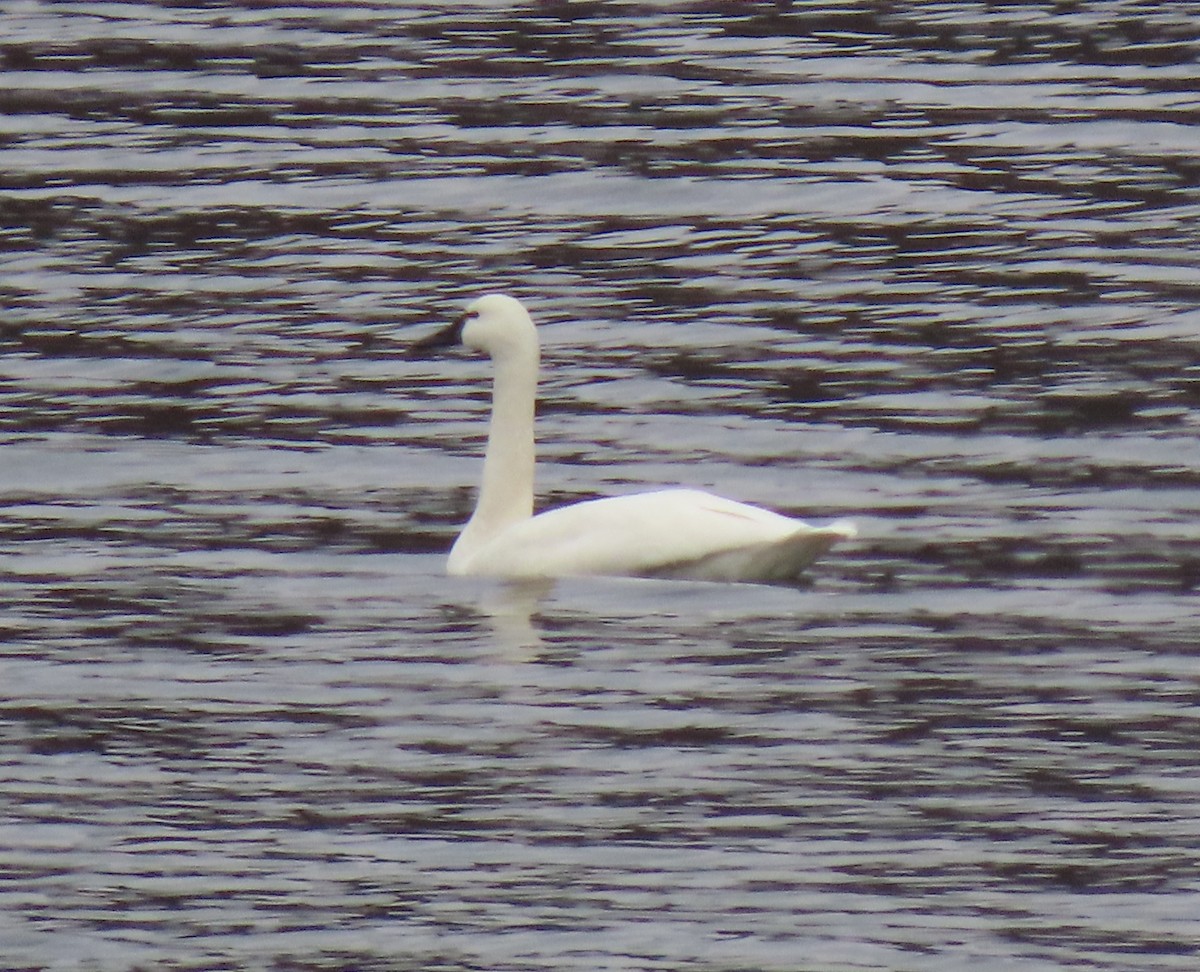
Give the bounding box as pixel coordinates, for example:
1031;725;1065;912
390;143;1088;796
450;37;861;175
412;294;855;583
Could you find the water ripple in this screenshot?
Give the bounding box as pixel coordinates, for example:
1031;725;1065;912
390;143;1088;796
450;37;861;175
2;2;1200;970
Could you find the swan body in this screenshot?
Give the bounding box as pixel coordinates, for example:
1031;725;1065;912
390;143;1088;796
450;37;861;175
413;294;855;583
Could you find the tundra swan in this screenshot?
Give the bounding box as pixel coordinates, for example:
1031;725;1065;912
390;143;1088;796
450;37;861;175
411;294;855;583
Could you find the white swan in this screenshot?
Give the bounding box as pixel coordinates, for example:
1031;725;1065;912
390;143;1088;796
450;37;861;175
412;294;855;583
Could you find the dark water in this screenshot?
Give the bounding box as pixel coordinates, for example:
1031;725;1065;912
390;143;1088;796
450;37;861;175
3;2;1200;969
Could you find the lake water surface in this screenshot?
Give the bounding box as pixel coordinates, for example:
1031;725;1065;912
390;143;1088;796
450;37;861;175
2;2;1199;969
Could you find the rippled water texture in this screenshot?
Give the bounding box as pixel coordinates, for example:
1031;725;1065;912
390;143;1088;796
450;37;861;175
2;2;1199;970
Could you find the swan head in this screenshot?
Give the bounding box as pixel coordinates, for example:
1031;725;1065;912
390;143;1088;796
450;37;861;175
410;294;538;363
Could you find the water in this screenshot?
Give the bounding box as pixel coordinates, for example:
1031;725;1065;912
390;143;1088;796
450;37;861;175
2;1;1199;969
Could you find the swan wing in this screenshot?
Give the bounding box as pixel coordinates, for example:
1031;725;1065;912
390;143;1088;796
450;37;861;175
455;489;855;582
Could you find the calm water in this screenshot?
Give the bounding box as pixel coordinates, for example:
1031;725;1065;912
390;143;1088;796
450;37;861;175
2;2;1199;969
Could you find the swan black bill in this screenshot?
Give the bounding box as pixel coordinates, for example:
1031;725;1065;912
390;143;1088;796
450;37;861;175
407;313;469;358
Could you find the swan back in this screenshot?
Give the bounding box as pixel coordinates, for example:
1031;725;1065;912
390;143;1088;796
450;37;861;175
453;488;857;583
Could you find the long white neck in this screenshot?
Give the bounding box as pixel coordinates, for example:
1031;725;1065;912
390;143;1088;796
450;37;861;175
448;345;537;571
